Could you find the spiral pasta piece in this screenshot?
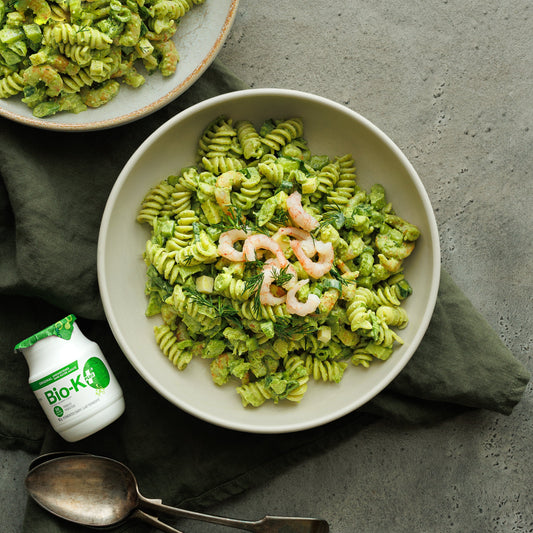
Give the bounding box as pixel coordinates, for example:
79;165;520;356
304;356;348;383
0;72;24;98
198;117;237;158
236;381;272;407
150;0;194;19
201;155;246;176
326;154;358;208
233;300;289;322
57;43;93;66
214;275;252;302
286;335;319;353
312;160;340;202
166;210;199;250
174;231;218;266
350;349;374;368
154;324;193;370
371;321;403;348
255;176;276;207
232;171;262;211
284;377;309;402
373;278;412;307
49;2;69;21
283;354;307;378
145;240;182;284
137;180;175;225
260;118;304;152
236;120;266;160
61;67;94;93
168;184;193;217
236;355;309;406
376;306;408;328
257;159;284;187
345;286;380;331
44;23;113;49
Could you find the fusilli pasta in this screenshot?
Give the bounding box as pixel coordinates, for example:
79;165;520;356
0;0;206;116
138;115;421;407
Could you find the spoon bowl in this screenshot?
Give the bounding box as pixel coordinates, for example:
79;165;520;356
26;455;138;527
25;454;329;533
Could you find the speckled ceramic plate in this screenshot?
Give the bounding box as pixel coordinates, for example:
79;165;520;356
0;0;239;131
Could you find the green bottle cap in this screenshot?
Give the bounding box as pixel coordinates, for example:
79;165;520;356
14;314;77;351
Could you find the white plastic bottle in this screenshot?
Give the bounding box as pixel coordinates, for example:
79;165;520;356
15;314;125;442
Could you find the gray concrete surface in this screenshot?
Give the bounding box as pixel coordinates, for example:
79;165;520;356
2;1;532;532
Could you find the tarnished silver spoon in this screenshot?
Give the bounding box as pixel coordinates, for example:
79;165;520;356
25;454;330;533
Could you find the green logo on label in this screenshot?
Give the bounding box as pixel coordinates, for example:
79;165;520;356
54;406;64;417
83;357;110;390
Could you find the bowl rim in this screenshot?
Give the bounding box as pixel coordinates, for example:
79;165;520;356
0;0;240;132
98;88;441;433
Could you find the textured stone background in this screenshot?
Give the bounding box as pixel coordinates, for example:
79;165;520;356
1;1;531;532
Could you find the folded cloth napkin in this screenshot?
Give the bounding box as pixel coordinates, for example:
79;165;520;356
0;60;529;532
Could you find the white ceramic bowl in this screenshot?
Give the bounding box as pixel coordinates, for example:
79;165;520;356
98;88;441;433
0;0;239;131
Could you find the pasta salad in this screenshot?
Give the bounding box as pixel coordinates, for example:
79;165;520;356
137;116;421;407
0;0;205;117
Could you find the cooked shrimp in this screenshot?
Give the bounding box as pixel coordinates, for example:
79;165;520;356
218;229;249;262
286;279;320;317
82;80;120;108
375;234;415;260
291;239;334;279
17;0;51;24
243;234;288;267
378;253;403;273
260;267;287;306
154;40;179;76
286;191;319;231
214;170;243;216
275;226;316;257
23;65;63;97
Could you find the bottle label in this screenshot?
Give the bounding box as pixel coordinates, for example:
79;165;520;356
30;355;120;427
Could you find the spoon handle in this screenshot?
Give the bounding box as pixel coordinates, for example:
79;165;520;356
139;497;329;532
133;509;185;533
140;496;259;531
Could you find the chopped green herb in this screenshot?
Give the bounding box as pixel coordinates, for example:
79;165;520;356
183;287;242;327
271;265;294;287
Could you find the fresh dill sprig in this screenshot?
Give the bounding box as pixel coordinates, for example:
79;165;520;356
243;271;264;316
243;271;264;295
182;287;242;326
314;203;345;233
183;287;211;307
273;317;318;340
270;265;294;287
223;204;247;230
213;204;267;235
269;209;289;226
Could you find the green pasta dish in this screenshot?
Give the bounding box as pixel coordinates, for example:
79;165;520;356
136;116;421;408
0;0;205;117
